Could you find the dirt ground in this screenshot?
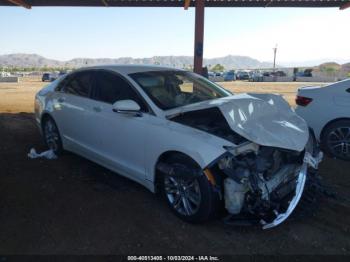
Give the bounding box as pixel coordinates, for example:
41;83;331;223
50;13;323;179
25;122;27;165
0;78;349;255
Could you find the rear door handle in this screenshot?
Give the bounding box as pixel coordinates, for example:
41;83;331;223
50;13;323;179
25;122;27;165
346;88;350;93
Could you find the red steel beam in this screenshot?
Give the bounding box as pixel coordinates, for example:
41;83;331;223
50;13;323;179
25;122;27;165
6;0;31;9
340;2;350;10
193;0;205;74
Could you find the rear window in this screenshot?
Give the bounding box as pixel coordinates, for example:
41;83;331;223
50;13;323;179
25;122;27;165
63;72;93;98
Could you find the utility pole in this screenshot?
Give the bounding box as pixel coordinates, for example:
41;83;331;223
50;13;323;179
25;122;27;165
273;44;278;72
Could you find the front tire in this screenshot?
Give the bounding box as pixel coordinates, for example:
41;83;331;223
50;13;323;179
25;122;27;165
159;155;221;223
321;120;350;161
42;117;63;155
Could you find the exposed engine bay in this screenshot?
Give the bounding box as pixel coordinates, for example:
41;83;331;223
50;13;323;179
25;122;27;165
170;107;323;229
171;107;248;145
216;145;307;228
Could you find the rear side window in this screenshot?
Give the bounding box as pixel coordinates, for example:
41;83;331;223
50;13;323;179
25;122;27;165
63;72;93;98
93;71;147;111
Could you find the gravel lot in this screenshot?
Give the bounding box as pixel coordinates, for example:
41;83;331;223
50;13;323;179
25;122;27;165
0;78;349;255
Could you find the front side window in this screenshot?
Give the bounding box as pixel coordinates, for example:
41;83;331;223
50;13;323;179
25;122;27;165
93;71;147;111
62;72;93;98
129;71;230;110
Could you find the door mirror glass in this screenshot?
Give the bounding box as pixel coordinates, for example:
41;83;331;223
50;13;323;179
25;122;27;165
112;100;141;113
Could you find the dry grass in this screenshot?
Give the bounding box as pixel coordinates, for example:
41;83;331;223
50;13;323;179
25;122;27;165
0;77;325;113
0;77;44;113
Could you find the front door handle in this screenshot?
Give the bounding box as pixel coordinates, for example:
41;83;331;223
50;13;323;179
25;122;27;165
93;106;102;112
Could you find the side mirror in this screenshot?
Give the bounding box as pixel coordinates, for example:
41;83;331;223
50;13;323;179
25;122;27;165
112;100;142;116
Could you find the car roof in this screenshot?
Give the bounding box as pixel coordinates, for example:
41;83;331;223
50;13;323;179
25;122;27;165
74;64;185;75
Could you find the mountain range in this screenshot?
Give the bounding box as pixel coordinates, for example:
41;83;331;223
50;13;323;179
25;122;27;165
0;53;274;69
1;53;349;70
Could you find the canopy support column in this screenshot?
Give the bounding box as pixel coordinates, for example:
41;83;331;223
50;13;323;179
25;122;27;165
193;0;205;74
6;0;31;9
340;2;350;10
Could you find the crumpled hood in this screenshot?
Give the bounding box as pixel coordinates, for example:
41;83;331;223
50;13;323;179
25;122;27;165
166;93;309;152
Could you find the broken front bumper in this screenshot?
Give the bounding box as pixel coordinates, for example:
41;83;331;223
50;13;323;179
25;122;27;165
261;150;323;229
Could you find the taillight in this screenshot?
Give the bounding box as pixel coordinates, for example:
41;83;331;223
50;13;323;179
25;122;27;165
296;95;313;106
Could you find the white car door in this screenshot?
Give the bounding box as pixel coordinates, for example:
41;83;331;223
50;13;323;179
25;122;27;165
86;70;151;182
51;71;95;153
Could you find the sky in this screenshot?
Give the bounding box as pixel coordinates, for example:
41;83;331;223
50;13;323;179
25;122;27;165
0;6;349;64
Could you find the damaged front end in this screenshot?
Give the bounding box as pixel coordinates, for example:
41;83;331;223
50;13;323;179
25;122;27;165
168;93;324;228
209;137;323;229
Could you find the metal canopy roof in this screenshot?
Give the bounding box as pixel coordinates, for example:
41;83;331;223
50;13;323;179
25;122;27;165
1;0;350;9
2;0;349;74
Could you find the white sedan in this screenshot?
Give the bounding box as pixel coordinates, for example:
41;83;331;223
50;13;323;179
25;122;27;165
35;65;322;228
295;79;350;161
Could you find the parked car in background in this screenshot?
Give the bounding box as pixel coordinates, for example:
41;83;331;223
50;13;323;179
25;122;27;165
208;71;215;78
223;70;235;81
249;71;264;82
271;71;287;77
50;72;59;81
42;73;51;82
208;71;224;82
58;71;67;77
295;69;313;77
303;69;313;77
296;79;350;161
42;72;61;82
0;71;11;77
35;65;322;228
236;71;250;80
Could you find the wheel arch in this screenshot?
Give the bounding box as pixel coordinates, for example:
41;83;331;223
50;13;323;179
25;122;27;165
40;112;54;132
153;150;202;193
320;117;350;141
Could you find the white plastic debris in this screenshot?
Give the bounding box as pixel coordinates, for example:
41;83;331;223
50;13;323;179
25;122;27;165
303;151;323;169
27;148;57;160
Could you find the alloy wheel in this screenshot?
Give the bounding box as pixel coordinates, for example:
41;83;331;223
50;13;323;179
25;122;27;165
44;120;60;152
327;127;350;159
164;175;202;216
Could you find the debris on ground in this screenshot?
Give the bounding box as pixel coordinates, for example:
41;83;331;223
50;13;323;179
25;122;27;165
27;148;57;160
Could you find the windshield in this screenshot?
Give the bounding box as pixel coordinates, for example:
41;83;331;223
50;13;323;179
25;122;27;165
129;71;230;110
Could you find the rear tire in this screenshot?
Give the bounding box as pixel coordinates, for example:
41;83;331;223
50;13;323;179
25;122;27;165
321;120;350;161
159;154;221;223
